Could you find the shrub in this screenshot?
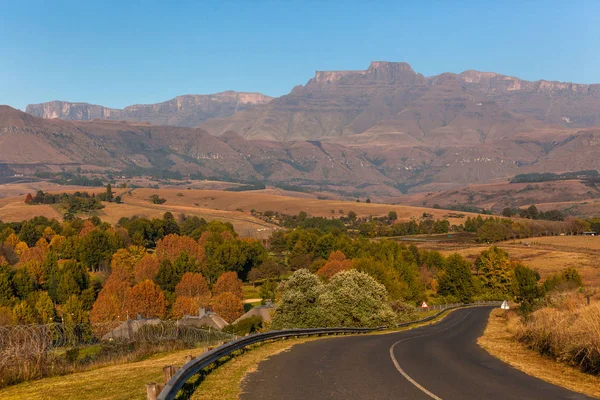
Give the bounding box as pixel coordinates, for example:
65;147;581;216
515;293;600;375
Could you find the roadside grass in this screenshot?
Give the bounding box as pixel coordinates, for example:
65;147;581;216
0;346;208;400
0;306;470;400
478;309;600;399
190;338;316;400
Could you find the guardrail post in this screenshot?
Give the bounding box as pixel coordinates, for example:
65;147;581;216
163;365;179;383
146;383;165;400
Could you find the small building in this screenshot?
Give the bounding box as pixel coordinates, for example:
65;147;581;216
102;317;162;342
233;303;276;325
178;309;229;330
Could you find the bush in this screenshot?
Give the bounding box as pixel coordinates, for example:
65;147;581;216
271;269;396;329
223;315;263;336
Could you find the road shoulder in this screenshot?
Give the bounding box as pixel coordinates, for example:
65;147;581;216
478;308;600;399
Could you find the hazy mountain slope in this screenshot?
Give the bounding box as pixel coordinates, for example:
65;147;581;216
200;62;600;143
26;91;273;128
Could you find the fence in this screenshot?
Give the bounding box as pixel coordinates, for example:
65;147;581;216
0;320;235;373
156;301;502;400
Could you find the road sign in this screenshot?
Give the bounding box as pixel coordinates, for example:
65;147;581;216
501;300;510;310
421;301;429;309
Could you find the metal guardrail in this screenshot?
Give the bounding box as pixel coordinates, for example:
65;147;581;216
157;301;502;400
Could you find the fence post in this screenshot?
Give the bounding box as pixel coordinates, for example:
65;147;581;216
146;383;165;400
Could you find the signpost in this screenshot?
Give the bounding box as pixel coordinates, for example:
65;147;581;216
501;300;510;310
421;301;429;309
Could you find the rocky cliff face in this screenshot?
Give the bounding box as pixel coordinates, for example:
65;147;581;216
26;91;273;127
200;62;600;142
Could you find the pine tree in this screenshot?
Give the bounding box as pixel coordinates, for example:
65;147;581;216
105;184;113;202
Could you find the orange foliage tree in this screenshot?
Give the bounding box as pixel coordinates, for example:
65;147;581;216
211;292;244;323
133;254;160;283
212;271;243;299
172;272;211;319
78;220;97;237
156;234;205;263
175;272;211;298
125;280;167;319
317;251;352;280
90;263;135;323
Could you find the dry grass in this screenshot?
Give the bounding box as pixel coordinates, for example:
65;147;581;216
478;309;600;399
0;185;480;238
127;188;480;225
515;294;600;375
525;236;600;251
0;346;209;400
433;242;600;289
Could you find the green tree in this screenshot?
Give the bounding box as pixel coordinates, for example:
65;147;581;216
511;263;542;313
437;254;476;302
0;268;15;306
35;291;56;323
388;211;398;221
77;230;114;271
105;184;113;202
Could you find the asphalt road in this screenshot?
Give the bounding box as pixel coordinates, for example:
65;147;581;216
241;307;594;400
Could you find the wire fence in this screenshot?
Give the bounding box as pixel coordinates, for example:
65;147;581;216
0;319;235;371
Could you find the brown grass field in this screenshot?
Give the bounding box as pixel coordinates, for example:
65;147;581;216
421;239;600;289
0;185;481;238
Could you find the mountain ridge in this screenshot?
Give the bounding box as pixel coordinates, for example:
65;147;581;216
26;91;273;128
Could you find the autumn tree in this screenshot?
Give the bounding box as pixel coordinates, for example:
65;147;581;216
125;280;166;319
212;271;243;299
316;251;352;280
475;247;513;296
90;263;133;323
24;193;33;204
110;246;147;275
175;272;211;298
155;234;205;263
211;292;244;323
133;254;160;283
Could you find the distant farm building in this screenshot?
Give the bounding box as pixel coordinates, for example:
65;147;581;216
102;317;162;341
233;303;275;325
178;309;229;330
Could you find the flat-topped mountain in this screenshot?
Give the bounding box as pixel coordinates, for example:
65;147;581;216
200;61;600;142
26;91;273;128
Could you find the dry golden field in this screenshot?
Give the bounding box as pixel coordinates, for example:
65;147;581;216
426;239;600;289
0;185;481;238
126;188;479;225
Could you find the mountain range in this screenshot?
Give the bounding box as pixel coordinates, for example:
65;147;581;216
26;91;272;128
4;61;600;199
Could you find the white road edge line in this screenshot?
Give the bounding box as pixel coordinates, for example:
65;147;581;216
388;310;474;400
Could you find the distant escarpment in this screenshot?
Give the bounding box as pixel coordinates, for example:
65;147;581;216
26;91;273;128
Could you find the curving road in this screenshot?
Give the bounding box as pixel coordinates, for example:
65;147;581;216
241;307;594;400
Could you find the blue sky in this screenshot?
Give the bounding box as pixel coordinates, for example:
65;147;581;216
1;0;599;110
